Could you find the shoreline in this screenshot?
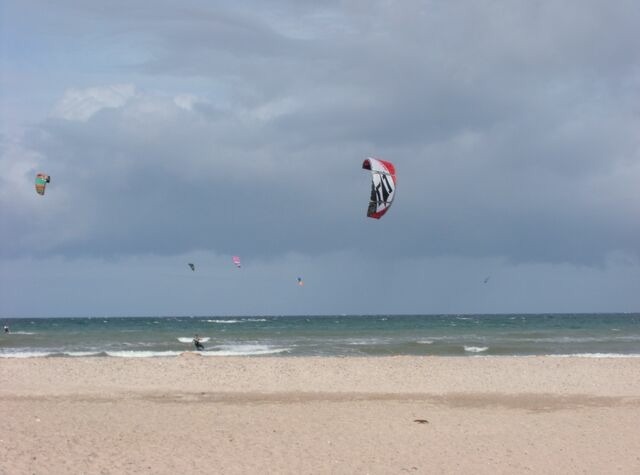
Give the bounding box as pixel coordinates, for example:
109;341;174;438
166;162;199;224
2;356;640;473
3;351;640;358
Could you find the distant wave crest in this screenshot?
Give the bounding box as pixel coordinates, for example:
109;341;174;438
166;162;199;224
205;319;267;324
464;346;489;353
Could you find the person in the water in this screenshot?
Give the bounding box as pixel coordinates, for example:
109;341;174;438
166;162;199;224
193;334;204;351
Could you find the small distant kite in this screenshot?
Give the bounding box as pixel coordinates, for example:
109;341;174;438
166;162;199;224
232;256;242;268
188;263;195;271
483;276;491;284
362;158;396;219
297;277;304;286
35;173;50;196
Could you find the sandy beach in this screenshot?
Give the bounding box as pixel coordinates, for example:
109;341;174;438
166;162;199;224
1;356;639;474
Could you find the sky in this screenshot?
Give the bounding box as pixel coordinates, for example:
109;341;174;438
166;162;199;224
1;0;639;317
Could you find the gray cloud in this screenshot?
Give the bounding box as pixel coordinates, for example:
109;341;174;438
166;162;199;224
1;0;639;315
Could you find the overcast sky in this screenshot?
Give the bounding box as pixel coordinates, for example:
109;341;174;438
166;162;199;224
1;0;639;317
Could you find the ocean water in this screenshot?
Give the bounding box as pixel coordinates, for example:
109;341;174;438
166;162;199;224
1;314;639;358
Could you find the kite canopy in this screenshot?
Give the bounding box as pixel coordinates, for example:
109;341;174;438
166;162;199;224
362;158;396;219
35;173;50;196
232;256;241;268
297;277;304;286
188;263;195;271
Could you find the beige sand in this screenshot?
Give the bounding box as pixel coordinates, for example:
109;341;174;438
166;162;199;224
1;356;640;474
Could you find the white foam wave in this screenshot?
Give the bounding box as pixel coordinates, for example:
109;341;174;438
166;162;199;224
464;346;489;353
206;344;289;356
0;345;287;358
417;340;434;344
518;335;640;343
206;319;267;324
0;351;51;358
6;331;35;335
105;351;183;358
177;337;210;343
348;338;389;345
0;350;102;358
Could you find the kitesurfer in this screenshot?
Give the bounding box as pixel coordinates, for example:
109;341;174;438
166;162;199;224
3;324;8;333
193;334;204;351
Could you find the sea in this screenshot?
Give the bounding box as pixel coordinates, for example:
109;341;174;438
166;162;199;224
1;313;639;358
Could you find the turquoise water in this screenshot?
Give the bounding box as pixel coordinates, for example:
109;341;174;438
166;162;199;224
1;314;639;358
